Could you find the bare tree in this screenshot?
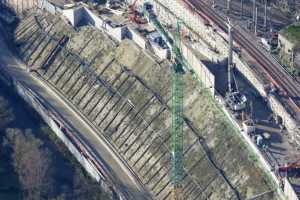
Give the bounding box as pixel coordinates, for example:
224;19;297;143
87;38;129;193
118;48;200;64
0;96;14;129
5;128;53;200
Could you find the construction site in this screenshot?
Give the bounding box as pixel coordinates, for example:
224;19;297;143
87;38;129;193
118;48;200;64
0;0;300;200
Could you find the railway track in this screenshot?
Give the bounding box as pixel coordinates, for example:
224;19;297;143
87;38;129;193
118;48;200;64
184;0;300;115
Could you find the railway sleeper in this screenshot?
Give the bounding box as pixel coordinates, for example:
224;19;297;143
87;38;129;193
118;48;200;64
91;71;129;120
117;116;146;150
79;85;102;112
115;100;164;148
110;106;135;140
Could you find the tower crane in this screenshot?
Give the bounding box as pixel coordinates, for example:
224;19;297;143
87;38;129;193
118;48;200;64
144;3;186;200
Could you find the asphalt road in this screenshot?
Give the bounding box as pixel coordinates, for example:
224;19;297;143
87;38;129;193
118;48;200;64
0;38;151;199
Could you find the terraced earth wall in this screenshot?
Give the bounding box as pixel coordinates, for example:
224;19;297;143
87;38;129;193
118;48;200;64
12;11;280;200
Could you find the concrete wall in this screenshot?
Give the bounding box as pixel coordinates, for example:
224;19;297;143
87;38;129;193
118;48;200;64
62;5;125;42
82;6;125;41
38;0;57;15
105;23;124;42
127;26;147;49
150;41;169;60
279;33;295;54
190;41;225;63
181;41;215;94
284;178;299;200
62;7;84;26
83;7;104;28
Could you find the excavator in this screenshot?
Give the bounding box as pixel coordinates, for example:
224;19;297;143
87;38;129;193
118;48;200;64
128;0;147;24
278;158;300;177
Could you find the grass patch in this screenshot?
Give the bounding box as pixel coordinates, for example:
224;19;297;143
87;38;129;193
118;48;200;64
281;22;300;44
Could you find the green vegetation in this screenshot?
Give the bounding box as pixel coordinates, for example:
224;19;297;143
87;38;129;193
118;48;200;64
281;22;300;43
0;84;109;200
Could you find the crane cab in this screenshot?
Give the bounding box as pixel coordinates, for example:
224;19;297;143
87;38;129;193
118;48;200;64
225;91;247;111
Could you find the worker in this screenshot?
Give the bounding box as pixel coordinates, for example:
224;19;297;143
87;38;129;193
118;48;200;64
256;135;263;148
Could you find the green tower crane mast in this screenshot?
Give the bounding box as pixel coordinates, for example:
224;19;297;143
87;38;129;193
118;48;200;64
144;4;185;200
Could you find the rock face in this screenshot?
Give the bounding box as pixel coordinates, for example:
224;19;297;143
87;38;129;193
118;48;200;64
13;11;279;200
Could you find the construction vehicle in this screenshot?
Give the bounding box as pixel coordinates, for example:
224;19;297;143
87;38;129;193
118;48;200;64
106;0;123;10
225;19;247;111
278;158;300;177
144;3;185;199
128;0;147;24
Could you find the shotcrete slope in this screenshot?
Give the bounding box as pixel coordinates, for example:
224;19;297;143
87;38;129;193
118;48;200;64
13;11;279;200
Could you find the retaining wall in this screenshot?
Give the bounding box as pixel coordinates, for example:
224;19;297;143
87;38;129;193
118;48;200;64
181;41;215;94
127;26;147;49
284;178;299;200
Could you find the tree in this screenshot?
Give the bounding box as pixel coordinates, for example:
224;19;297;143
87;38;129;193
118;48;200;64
72;168;110;200
0;96;14;129
4;128;53;200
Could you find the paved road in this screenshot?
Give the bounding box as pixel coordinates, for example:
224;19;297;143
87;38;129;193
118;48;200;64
0;38;151;199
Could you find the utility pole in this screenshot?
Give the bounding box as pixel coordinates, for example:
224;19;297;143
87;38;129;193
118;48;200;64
227;0;231;13
252;0;256;23
264;0;267;30
291;50;294;68
255;6;258;35
240;0;243;19
228;18;233;93
269;5;273;33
